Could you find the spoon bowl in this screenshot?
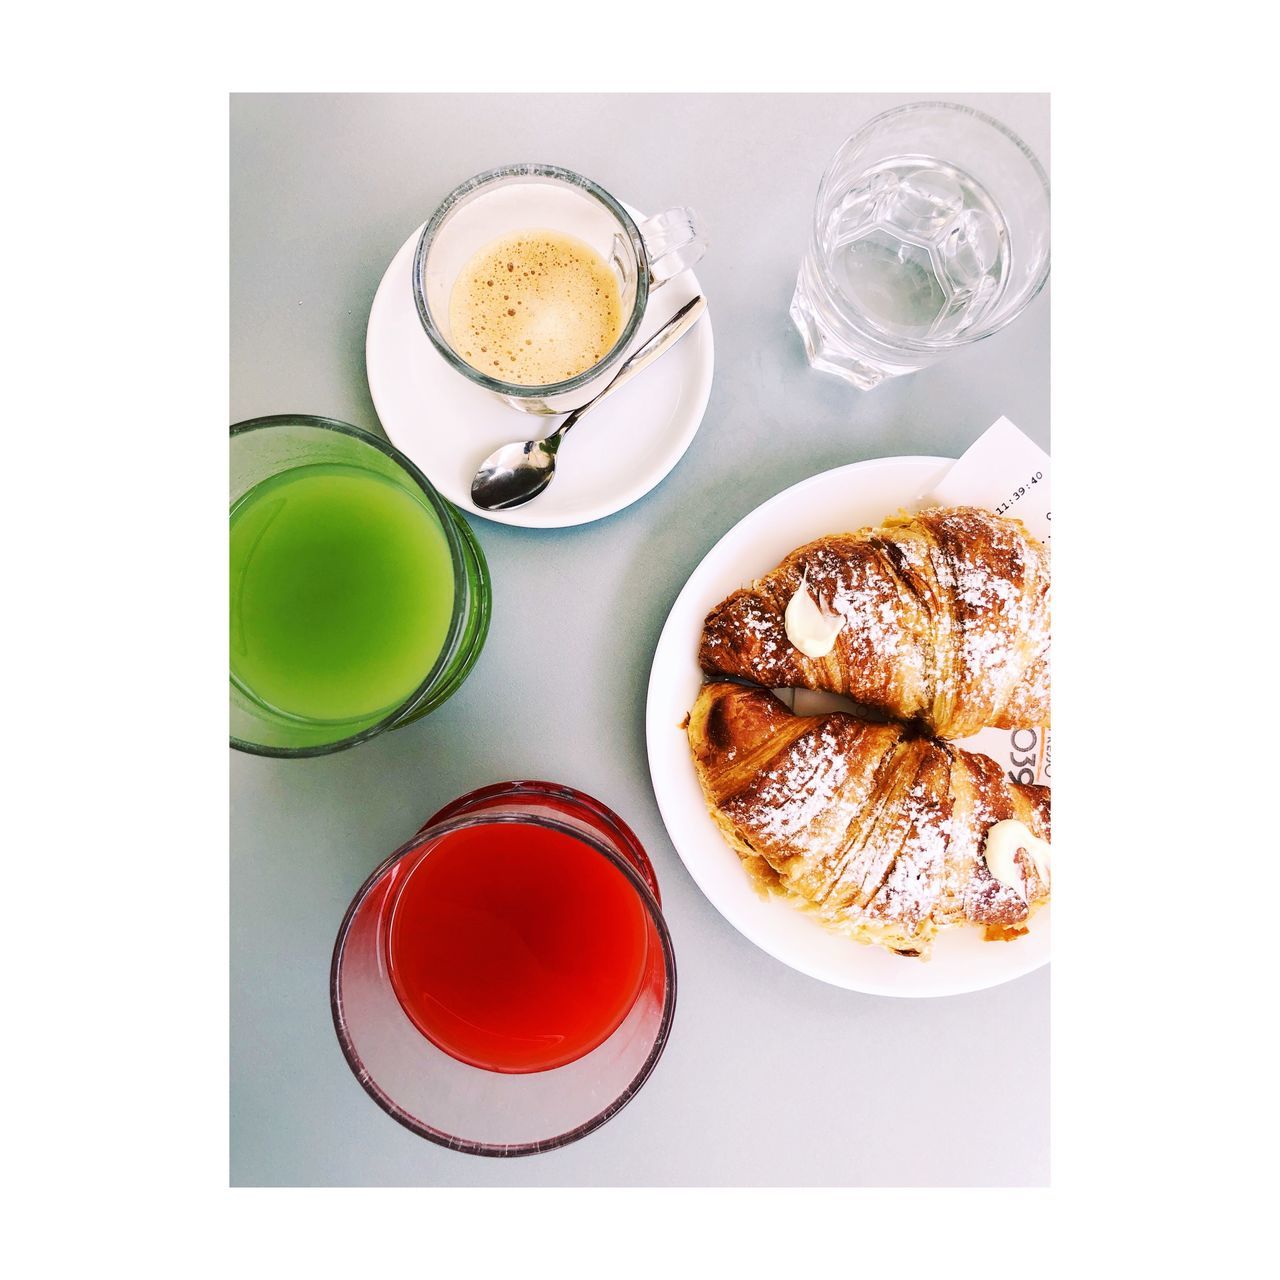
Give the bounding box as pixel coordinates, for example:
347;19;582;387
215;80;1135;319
471;440;559;511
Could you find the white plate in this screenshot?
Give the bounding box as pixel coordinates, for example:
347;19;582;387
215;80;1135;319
365;213;715;529
645;456;1050;998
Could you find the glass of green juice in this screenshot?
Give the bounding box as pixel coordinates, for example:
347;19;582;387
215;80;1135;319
230;415;490;757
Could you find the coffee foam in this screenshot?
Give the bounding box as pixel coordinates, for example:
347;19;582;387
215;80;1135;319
448;230;623;386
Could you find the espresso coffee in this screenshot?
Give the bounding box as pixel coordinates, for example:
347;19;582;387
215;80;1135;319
448;231;623;386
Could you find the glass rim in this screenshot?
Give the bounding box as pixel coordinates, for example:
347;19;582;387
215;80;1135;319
811;100;1051;352
329;807;678;1157
229;413;468;759
422;779;661;901
412;163;650;398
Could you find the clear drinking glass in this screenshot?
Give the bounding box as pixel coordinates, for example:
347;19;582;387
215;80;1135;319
791;102;1050;389
413;164;706;414
331;781;677;1156
229;415;491;757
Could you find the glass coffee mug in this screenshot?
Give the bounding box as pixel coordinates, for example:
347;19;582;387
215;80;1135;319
413;163;706;415
332;781;677;1155
230;415;491;757
791;101;1050;389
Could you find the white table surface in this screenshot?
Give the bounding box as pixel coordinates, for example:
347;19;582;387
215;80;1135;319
230;91;1050;1187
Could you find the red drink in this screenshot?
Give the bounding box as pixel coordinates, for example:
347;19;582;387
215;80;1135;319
332;781;675;1154
385;821;650;1073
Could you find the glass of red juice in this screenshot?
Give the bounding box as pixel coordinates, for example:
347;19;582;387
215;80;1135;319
331;781;677;1155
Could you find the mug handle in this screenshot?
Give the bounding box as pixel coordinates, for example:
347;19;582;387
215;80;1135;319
638;208;707;285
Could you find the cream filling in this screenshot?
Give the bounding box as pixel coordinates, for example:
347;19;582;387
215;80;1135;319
982;819;1051;900
784;572;842;659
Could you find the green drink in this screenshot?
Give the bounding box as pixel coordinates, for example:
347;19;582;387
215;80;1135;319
231;464;454;723
230;416;491;757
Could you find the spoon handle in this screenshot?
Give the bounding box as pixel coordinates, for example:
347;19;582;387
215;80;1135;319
546;294;706;450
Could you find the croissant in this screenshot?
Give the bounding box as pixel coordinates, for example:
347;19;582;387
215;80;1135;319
699;505;1050;740
687;681;1051;957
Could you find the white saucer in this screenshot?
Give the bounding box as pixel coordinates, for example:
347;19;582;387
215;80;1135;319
645;456;1050;998
365;213;715;529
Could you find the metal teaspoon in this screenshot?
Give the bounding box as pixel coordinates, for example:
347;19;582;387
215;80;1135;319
470;294;707;511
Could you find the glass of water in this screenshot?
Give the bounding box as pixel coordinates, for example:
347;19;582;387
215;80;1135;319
790;101;1049;390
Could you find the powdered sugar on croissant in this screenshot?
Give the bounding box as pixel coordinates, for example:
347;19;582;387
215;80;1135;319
699;506;1050;740
687;682;1051;958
